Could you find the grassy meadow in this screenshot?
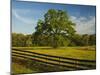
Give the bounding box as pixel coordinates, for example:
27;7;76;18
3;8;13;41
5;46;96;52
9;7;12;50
12;46;96;74
13;46;96;60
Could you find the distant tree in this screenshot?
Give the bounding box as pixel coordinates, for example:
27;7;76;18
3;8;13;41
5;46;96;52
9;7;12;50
89;34;96;45
12;33;33;47
25;35;33;47
82;34;90;46
12;33;18;47
12;33;26;47
34;9;76;48
69;34;83;46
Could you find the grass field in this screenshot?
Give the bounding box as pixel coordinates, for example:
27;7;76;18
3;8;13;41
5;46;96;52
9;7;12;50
12;62;33;74
12;46;96;74
13;46;96;60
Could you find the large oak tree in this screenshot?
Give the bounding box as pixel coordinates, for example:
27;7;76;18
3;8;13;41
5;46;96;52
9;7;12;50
34;9;76;48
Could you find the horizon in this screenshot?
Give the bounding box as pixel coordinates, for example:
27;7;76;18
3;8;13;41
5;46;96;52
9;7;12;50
12;32;96;35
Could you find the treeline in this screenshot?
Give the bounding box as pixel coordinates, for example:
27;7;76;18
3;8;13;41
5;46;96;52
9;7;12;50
12;33;96;47
12;33;33;47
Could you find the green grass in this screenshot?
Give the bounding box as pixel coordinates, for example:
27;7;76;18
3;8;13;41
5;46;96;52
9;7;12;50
12;46;96;74
13;46;96;60
12;62;34;74
12;57;72;74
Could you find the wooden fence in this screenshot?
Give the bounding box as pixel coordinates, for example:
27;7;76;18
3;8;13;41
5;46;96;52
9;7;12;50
12;48;96;70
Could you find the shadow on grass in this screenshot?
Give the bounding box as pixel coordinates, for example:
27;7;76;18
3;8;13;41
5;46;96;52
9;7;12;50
12;57;70;74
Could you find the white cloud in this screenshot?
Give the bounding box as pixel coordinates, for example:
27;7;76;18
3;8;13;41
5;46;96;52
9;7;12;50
70;16;96;34
12;9;39;34
12;9;37;25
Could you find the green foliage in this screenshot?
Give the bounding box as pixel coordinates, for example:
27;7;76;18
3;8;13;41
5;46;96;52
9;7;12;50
12;33;32;47
89;34;96;45
25;35;33;47
34;9;76;48
12;33;96;47
69;34;96;46
69;34;83;46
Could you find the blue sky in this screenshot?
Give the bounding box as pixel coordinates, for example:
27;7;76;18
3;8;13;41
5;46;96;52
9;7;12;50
12;0;96;34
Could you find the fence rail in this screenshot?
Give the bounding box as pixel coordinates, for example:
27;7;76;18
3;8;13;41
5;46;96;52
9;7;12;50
12;48;96;70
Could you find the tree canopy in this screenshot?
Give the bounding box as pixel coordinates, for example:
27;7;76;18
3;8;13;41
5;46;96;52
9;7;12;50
34;9;76;48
